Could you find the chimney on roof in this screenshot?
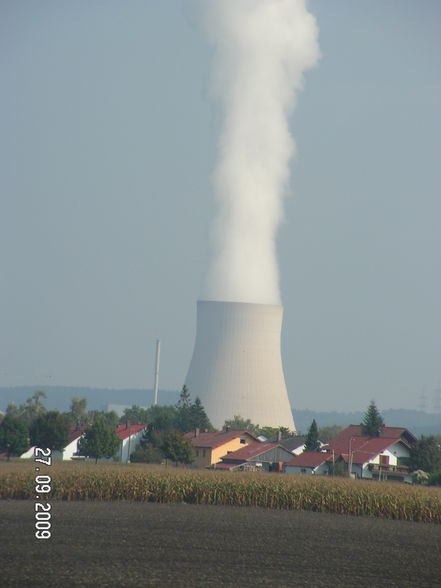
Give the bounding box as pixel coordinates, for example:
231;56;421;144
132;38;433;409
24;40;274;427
194;428;200;438
277;430;282;442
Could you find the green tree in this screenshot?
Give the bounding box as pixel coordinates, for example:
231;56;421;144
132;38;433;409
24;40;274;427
257;426;293;440
7;391;48;429
0;415;30;459
223;415;259;434
130;444;164;464
30;411;70;452
361;401;384;436
119;405;150;425
69;396;88;427
257;426;279;440
409;435;441;474
78;417;120;463
188;397;213;432
177;385;191;410
87;410;119;428
5;403;20;419
161;430;194;466
146;405;178;431
175;385;193;432
175;387;213;433
304;419;321;452
318;425;343;443
329;457;348;477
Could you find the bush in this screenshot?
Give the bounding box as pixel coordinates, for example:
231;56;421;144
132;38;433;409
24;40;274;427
131;445;164;464
429;471;441;487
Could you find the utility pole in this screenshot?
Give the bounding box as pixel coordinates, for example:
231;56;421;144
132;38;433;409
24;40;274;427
348;437;353;478
127;425;131;463
153;339;161;406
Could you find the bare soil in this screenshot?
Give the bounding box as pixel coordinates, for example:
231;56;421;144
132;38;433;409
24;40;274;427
1;500;440;587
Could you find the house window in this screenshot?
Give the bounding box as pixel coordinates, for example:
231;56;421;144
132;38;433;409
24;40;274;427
240;437;246;444
196;449;199;457
202;449;206;458
379;455;389;466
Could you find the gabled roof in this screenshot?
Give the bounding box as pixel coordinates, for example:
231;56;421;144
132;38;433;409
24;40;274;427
116;424;146;441
280;436;306;452
329;436;409;465
285;451;330;469
220;442;280;463
184;429;256;449
68;426;87;444
328;425;416;447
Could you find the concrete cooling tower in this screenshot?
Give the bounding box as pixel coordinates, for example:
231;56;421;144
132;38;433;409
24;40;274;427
185;300;295;431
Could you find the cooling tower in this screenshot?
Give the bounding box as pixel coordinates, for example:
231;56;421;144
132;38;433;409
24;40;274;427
185;300;295;431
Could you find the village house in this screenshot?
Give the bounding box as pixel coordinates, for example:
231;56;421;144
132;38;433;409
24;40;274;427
116;424;147;462
285;425;417;482
326;425;416;481
216;441;294;471
279;435;307;455
20;424;146;462
20;426;87;461
284;451;331;475
184;429;258;468
279;434;325;456
62;426;87;459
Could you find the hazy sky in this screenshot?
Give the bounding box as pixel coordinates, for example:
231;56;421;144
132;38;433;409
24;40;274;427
1;1;440;412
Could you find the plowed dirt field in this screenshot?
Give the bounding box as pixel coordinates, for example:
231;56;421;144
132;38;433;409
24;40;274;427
1;500;440;587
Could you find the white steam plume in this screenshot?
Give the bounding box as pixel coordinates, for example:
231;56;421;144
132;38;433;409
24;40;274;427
202;0;320;305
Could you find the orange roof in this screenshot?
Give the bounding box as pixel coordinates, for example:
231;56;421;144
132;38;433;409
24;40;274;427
328;425;415;445
328;436;408;465
285;452;330;468
220;442;285;463
184;429;255;449
116;424;146;441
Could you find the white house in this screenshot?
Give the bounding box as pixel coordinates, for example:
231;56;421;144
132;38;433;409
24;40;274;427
20;427;86;461
324;425;416;482
63;427;87;460
116;424;147;462
20;424;148;462
284;451;331;475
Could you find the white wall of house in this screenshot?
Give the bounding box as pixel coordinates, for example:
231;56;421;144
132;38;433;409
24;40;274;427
360;442;411;479
20;446;35;459
20;446;63;460
63;436;84;460
285;461;328;475
120;429;145;462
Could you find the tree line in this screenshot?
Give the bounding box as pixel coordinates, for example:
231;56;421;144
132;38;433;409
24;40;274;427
0;386;213;464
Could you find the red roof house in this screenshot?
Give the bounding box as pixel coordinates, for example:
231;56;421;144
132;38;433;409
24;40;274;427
217;442;294;472
184;429;259;468
285;451;331;475
324;425;416;481
116;424;147;462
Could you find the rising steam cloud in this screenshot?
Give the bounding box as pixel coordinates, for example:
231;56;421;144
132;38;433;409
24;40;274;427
202;0;320;305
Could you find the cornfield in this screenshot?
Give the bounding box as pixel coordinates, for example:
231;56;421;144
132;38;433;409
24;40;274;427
1;462;440;523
